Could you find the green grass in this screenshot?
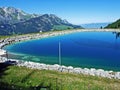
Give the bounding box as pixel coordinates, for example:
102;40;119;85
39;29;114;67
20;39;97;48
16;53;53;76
52;25;73;31
0;65;120;90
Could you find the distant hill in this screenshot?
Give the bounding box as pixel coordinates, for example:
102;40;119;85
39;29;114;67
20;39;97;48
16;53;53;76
105;19;120;29
81;22;111;29
0;7;82;35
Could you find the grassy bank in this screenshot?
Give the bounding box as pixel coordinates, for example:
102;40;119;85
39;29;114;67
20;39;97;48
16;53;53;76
0;65;120;90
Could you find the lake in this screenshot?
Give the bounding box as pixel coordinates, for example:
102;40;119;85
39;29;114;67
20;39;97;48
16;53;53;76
4;31;120;71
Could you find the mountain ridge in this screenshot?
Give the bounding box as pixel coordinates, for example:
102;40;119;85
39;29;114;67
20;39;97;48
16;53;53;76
0;7;40;24
0;7;82;35
81;22;111;29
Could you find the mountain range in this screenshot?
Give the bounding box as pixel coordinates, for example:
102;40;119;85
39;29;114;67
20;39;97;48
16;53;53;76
0;7;82;35
81;22;111;29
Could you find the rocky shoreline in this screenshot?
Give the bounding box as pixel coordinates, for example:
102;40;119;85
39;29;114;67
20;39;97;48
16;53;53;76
0;56;120;79
0;29;120;79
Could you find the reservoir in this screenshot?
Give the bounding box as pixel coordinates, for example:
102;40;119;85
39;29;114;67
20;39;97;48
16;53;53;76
4;31;120;71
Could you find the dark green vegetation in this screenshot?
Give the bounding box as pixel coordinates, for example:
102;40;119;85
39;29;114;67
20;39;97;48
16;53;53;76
0;63;120;90
105;19;120;29
52;25;73;31
0;7;82;36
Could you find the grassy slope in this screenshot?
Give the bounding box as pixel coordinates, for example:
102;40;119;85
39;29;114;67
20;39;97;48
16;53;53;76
52;25;73;31
0;65;120;90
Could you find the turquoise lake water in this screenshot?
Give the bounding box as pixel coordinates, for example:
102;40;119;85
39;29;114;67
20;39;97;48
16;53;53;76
4;32;120;71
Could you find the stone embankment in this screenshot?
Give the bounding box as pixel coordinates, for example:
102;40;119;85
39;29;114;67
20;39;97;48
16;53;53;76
0;29;119;49
0;30;82;49
0;56;120;79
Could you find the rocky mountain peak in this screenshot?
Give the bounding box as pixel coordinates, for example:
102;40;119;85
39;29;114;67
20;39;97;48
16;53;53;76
0;7;27;16
0;7;39;24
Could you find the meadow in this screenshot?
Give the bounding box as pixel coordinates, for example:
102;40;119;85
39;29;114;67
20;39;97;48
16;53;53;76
0;64;120;90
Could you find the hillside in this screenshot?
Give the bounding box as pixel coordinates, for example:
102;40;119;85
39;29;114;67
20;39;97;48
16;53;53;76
105;19;120;29
0;7;82;35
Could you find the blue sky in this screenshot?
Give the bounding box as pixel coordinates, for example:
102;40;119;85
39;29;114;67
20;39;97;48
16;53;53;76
0;0;120;24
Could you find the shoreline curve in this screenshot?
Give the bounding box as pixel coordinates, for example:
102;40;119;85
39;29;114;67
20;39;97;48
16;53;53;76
0;29;120;79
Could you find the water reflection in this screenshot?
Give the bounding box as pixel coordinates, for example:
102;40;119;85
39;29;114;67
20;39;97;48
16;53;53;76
112;32;120;39
69;32;120;50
